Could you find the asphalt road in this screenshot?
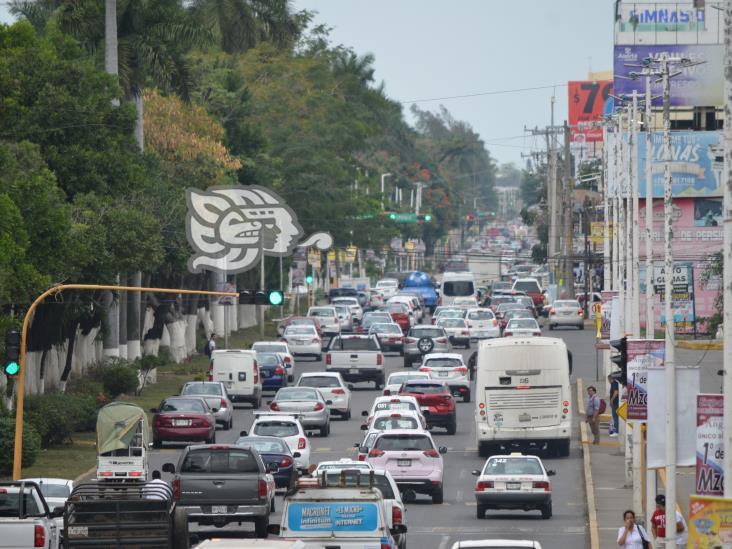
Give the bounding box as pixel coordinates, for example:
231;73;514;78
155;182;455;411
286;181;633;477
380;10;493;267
151;319;599;548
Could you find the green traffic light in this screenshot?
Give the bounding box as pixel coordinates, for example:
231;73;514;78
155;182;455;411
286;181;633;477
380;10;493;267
423;214;432;222
268;290;284;306
305;275;314;285
4;361;19;376
389;213;397;220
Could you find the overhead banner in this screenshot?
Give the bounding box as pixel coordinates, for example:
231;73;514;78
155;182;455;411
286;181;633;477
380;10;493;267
688;495;732;546
647;365;700;468
614;45;723;107
600;290;618;340
626;339;664;421
696;394;724;497
568;80;613;143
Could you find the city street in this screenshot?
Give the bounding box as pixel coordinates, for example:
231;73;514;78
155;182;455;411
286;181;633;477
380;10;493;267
151;323;598;548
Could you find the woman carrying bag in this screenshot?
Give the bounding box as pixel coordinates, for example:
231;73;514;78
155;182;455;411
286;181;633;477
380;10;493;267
618;509;652;549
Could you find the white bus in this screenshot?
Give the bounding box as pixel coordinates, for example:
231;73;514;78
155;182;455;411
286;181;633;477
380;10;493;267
439;271;476;306
475;337;572;458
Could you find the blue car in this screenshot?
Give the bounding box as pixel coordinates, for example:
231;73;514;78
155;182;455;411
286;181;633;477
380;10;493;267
256;352;288;391
235;435;298;489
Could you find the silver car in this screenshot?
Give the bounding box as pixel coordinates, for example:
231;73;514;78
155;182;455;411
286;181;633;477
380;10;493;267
180;381;234;430
334;303;354;332
268;386;331;436
504;318;542;337
403;325;450;367
548;299;585;330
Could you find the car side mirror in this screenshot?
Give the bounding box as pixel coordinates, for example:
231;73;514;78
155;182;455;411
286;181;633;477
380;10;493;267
360;424;368;431
293;452;301;458
325;400;333;406
161;463;175;474
472;470;481;476
239;430;248;437
267;462;279;473
361;410;368;417
354;442;360;448
547;470;556;476
267;524;281;536
359;446;368;454
439;446;448;454
149;408;158;414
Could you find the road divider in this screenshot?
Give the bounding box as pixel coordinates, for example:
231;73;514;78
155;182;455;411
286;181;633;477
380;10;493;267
577;378;600;549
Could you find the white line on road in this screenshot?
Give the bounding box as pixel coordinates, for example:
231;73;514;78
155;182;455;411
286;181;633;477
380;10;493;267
455;489;463;502
437;535;450;549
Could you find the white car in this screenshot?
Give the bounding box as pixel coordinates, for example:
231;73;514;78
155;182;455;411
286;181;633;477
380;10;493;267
297;372;352;419
362;395;426;429
436;317;471;349
251;341;295;382
333;302;355;332
383;370;430;396
453;296;479;307
472;452;555;520
419;353;471;402
306;306;341;335
367;409;427;432
465;308;500;339
244;413;311;472
282;325;322;360
312;459;373;476
504;318;542;337
451;542;543;549
548;299;585;330
333;297;364;323
375;278;400;300
20;477;73;511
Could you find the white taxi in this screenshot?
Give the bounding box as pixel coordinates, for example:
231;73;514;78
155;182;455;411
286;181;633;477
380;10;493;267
361;395;426;429
419;353;471;402
465;307;500;339
472;453;555;520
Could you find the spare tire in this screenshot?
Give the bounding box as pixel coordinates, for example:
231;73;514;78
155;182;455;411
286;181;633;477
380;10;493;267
418;337;435;354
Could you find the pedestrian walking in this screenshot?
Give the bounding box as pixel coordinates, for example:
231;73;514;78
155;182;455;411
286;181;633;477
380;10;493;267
617;509;652;548
650;494;687;548
204;333;216;358
585;385;601;445
608;373;620;437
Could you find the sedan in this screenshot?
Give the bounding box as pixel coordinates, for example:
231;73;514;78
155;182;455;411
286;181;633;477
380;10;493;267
235;435;299;489
369;322;404;354
358;311;394;334
296;372;353;419
515;296;538;318
383;370;430;397
255;352;288;392
179;381;234;430
277;316;323;338
548;299;585;330
436;317;471;349
282;325;322;360
504;318;542;337
306;306;341;336
269;387;331;436
496;303;526;329
465;308;500;339
151;397;216;448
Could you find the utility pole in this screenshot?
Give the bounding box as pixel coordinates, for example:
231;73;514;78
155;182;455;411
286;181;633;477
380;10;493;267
603;123;611;291
612;115;620;293
723;0;732;502
563;121;574;298
624;101;633;338
631;91;641;340
644;73;655;338
617;111;627;336
548;96;559;280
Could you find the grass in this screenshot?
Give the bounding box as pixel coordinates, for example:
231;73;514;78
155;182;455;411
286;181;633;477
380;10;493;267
17;323;280;481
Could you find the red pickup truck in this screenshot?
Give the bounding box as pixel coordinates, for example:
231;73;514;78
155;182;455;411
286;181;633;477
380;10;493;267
511;278;546;313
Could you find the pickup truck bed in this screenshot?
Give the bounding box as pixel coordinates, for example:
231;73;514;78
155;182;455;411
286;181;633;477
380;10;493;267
0;481;60;549
325;335;384;388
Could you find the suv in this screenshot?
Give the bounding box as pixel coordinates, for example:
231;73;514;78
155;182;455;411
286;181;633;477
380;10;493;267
403;326;450;367
398;380;457;434
366;430;447;504
243;413;310;472
419;353;471;402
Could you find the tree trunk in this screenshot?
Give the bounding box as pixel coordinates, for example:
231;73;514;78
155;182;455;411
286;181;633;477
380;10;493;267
59;321;79;393
105;0;119;106
119;276;128;359
134;90;144;151
38;349;48;395
210;270;225;338
127;271;142;359
102;290;120;358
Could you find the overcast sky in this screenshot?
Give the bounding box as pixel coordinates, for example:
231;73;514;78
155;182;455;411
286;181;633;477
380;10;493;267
1;1;614;167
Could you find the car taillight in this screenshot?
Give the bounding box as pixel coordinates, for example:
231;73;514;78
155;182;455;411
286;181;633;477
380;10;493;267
492;319;498;326
98;471;113;477
436;337;447;343
550;309;556;315
219;398;227;409
34;525;45;548
377;354;383;366
392;506;403;525
258;479;267;498
423;448;439;458
475;480;494;491
578;309;584;316
311;338;320;344
270;402;280;411
172;479;180;501
358;454;366;461
454;367;468;375
383;389;390;395
332;388;345;394
504;331;512;337
275;366;285;375
368;448;385;458
533;331;541;336
298;437;306;450
325;353;332;365
208;368;213;382
284;356;292;363
280;456;293;468
313;402;324;411
533;481;551;491
419;367;431;372
478;402;487;416
253;361;259;384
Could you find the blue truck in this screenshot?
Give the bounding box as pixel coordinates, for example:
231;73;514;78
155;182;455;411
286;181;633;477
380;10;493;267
400;271;439;313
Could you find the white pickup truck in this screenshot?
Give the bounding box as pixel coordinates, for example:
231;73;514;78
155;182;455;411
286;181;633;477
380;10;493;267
0;481;62;549
325;334;384;389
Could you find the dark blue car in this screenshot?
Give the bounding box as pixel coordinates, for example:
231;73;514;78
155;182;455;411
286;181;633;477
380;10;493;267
256;352;288;391
235;435;298;489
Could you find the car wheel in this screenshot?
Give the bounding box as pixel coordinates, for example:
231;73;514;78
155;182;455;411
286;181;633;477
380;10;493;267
541;501;553;519
288;375;294;382
476;504;486;519
270;497;276;512
376;377;384;390
446;416;457;435
254;517;269;538
152;438;162;450
432;486;444;504
463;390;471;403
319;423;329;437
478;442;493;458
343;410;351;420
548;324;554;330
172;507;189;548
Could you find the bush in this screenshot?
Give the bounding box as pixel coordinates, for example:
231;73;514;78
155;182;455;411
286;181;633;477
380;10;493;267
0;417;41;474
100;363;139;398
24;393;78;447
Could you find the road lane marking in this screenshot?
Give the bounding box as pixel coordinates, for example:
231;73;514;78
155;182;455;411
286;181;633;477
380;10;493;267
437;535;450;549
314;448;332;453
455;489;463;502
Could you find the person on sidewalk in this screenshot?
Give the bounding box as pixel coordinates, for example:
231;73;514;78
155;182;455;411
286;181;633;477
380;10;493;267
617;509;652;548
204;333;216;358
608;373;620;437
585;385;601;445
650;494;687;548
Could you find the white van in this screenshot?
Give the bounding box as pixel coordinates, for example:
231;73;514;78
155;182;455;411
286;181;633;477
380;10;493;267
209;350;262;408
474;337;572;458
440;272;476;306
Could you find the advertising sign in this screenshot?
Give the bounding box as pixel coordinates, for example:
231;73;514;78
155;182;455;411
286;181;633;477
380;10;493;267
636;131;723;198
688;495;732;547
590;221;614;245
286;502;379;532
614;45;723;107
696;394;724;497
600;290;618;340
695;197;723;226
626;339;664;421
568;80;613;143
653;264;691;293
615;2;721;44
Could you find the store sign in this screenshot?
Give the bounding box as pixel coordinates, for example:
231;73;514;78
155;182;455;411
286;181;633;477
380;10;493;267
568;80;613;143
615;2;721;45
696;394;724;497
653;264;691;293
688;495;732;545
626;339;664;422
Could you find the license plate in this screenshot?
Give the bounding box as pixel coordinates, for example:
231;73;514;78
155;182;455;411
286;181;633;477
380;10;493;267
506;482;521;490
211;505;227;514
173;419;191;427
397;459;411;467
438;371;449;377
349;368;359;374
68;526;88;538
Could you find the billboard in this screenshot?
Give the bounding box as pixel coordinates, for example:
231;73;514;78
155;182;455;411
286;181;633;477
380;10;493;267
636;131;723;198
614;44;723;107
688;495;732;546
615;2;722;45
626;339;664;421
696;394;724;497
568;80;613;143
695;197;723;226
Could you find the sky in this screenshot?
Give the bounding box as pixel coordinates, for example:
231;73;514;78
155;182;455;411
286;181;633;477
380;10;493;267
0;1;614;167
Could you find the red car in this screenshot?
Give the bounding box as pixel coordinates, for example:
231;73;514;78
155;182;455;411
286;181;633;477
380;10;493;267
151;397;216;448
398;380;456;435
382;303;411;332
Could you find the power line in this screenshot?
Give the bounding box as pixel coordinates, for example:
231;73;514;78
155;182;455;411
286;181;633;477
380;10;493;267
401;84;569;104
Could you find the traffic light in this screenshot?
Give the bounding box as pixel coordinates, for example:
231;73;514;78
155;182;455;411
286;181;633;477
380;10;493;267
609;337;628;386
267;290;284;306
388;212;397;221
4;329;20;377
417;213;433;224
239;290;284;306
305;264;314;285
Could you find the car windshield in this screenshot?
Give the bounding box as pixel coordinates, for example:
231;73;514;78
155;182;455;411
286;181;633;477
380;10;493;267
236;438;288;454
497;303;523;313
506;311;533;320
513;280;541;293
323;473;395;499
370;323;401;335
388;373;428;385
160;399;206;413
409;327;444;338
38;484;70;498
374;401;416;412
438;318;465;328
181;382;222;396
467;310;494;320
285;327;316;336
317;462;371;471
253;343;286;353
330;337;380;351
555;300;581;308
375;434;432;451
309;308;335;317
443;281;474;296
372;416;418;430
181;449;260;474
276;388;319;401
385;304;408;313
402;383;445;394
334;305;350;315
516;297;533;307
490;297;515;306
299;376;341;388
437;310;465;319
484;457;543;475
256;353;281;366
423;358;462;369
507;319;539;329
334;298;358;306
253;421;299;437
291;319;315;327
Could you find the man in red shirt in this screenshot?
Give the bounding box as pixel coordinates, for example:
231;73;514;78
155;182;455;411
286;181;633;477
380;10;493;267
651;494;688;547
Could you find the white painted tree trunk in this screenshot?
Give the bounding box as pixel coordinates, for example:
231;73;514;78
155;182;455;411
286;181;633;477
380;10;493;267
185;314;198;355
134;92;144;152
210;271;225;337
127;272;142;360
102;290;120;358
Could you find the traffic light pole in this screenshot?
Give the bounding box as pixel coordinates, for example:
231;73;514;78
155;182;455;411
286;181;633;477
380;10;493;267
11;283;238;480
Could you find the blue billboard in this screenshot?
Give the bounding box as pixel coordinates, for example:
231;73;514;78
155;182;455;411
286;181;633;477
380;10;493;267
287;502;379;532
